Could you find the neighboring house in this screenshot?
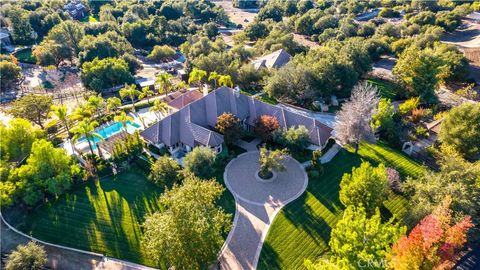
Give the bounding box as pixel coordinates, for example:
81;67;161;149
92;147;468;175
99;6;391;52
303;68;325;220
0;29;14;52
63;0;87;20
251;49;292;70
141;86;333;158
425;118;443;141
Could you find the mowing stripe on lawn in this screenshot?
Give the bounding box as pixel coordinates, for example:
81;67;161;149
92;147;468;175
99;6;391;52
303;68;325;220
258;142;426;270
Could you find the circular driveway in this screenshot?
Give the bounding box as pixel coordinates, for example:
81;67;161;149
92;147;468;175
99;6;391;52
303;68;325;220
224;151;307;206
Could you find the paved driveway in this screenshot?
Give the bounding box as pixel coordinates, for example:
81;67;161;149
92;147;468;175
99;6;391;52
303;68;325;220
218;152;308;270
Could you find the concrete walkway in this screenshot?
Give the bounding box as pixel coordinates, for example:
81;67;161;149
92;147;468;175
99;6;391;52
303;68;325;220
301;143;341;168
236;138;262;152
219;152;308;270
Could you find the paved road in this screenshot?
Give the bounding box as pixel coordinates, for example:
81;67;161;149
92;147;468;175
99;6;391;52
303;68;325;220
219;152;308;270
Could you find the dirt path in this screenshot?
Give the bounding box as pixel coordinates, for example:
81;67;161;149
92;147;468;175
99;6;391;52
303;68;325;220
218;152;308;270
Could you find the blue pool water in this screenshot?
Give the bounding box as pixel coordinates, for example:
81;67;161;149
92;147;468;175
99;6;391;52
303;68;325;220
77;121;141;149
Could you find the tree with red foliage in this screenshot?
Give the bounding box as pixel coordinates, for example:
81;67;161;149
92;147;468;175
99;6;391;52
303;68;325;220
389;197;474;270
215;113;243;145
254;115;280;142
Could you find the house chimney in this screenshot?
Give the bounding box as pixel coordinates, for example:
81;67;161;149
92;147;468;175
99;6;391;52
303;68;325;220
203;83;209;96
234;86;240;98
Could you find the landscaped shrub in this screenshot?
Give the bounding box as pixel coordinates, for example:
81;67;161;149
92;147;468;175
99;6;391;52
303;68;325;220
273;125;310;151
149;156;180;187
411;108;425;124
254;115;280;142
415;126;429;138
215;113;243;145
5;241;47;270
183;146;216;178
111;132;145;164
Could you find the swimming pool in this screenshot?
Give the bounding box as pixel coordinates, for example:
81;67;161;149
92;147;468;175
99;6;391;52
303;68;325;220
77;121;141;149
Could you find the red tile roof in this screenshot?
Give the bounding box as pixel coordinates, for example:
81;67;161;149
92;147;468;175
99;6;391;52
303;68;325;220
168;90;204;110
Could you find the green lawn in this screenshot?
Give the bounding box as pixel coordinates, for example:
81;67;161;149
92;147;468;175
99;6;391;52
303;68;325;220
366;78;402;100
7;172;164;267
7;169;236;268
257;142;425;270
14;48;36;64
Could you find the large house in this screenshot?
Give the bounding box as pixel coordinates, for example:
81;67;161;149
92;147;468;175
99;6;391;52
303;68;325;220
63;0;87;20
141;87;333;157
252;49;292;70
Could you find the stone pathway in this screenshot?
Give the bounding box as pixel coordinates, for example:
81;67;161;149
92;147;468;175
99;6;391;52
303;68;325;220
218;152;308;270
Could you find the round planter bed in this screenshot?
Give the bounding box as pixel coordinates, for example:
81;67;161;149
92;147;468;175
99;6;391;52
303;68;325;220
255;169;277;183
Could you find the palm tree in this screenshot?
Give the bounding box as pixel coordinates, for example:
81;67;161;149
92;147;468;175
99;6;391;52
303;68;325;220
218;75;233;88
150;99;169;120
49;104;71;137
119;84;141;112
71;120;103;157
106;97;122;114
175;81;187;91
139;86;154;104
188;68;207;92
70;105;92;121
208;71;220;89
155;72;174;96
86;94;105;118
114;111;134;132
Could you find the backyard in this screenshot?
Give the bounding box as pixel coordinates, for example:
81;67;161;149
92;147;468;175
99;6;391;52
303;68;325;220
5;158;238;268
257;141;425;270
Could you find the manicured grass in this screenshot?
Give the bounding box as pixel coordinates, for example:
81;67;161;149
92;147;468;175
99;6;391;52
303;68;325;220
257;141;425;270
7;169;236;267
366;78;402;100
7;172;164;267
14;48;36;64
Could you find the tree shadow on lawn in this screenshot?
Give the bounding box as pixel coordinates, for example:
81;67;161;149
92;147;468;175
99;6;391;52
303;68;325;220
281;194;332;245
96;172;164;265
257;241;282;270
358;142;424;178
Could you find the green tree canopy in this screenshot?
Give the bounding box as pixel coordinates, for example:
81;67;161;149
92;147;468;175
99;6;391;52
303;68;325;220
0;60;22;91
274;125;310;151
142;175;231;269
147;45;176;63
258;147;288;179
0;118;45;162
10;139;81;205
149;156;181;187
393;46;441;103
79;31;134;64
6;94;53;129
81;57;134;91
8;7;35;45
43;20;85;62
438;103;480;160
306;206;405;270
404;149;480;227
183;146;216;178
339;161;389;215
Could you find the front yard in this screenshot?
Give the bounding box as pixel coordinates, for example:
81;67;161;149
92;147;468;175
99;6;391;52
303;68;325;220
257;141;425;269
